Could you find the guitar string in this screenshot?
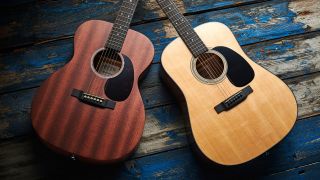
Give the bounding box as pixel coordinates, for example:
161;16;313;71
106;26;123;73
179;15;232;96
185;35;230;98
94;0;136;93
105;0;138;79
166;11;225;95
86;24;117;92
207;51;234;95
201;50;232;96
86;45;110;93
96;39;120;93
170;10;231;97
159;2;228;98
98;7;125;88
161;0;232;98
170;3;232;97
100;1;137;94
90;0;233;99
86;23;117;92
86;47;107;93
198;49;231;97
95;0;137;94
105;3;136;78
87;0;136;93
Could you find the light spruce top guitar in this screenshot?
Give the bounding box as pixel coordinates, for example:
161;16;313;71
157;0;297;165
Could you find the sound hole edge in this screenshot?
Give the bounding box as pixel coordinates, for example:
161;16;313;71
91;48;124;79
191;49;228;84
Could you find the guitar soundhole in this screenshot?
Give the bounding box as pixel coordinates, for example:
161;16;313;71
191;50;228;84
92;48;124;78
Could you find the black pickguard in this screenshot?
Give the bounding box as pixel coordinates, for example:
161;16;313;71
105;54;134;101
213;46;254;87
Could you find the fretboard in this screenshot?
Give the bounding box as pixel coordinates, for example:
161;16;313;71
156;0;208;57
105;0;139;51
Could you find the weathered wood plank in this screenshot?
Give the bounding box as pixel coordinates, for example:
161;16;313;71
1;115;320;179
0;0;320;50
2;0;319;49
0;0;259;49
286;73;320;118
0;39;73;94
132;113;320;178
136;0;319;61
1;0;320;94
0;0;319;179
244;31;320;79
1;30;320;96
1;71;319;141
263;162;320;179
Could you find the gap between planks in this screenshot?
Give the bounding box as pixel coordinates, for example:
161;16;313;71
1;115;320;179
1;29;320;95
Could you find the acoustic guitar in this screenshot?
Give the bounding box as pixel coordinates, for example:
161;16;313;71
157;0;297;165
31;0;154;163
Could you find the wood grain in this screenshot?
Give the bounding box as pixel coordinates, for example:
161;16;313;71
161;22;297;165
2;0;320;94
31;20;154;163
1;66;319;140
0;0;259;49
0;0;319;178
1;115;320;179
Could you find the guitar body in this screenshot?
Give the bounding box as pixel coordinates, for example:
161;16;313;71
161;22;297;165
31;20;154;163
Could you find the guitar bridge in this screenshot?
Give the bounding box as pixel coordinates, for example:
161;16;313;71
214;86;253;113
71;89;116;109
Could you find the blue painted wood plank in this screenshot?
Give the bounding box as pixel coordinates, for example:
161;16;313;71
0;71;319;143
263;162;320;179
0;0;258;49
1;30;320;95
131;113;320;179
1;2;320;94
1;0;317;51
1;115;320;179
133;0;318;63
85;114;320;177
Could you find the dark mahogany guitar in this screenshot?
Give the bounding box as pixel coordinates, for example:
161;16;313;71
31;0;154;163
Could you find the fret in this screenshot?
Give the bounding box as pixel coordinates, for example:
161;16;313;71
156;0;207;57
109;33;126;40
118;11;132;17
176;23;192;35
108;38;123;46
162;4;175;14
121;2;135;13
171;16;184;24
108;38;123;44
114;19;130;27
118;14;132;21
191;42;205;53
105;0;139;51
120;6;134;14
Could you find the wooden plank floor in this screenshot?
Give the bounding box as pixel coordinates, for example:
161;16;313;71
0;0;319;179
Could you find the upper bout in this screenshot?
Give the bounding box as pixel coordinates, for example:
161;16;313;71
122;29;155;73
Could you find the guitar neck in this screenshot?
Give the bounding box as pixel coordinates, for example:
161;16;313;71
105;0;139;51
156;0;208;57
